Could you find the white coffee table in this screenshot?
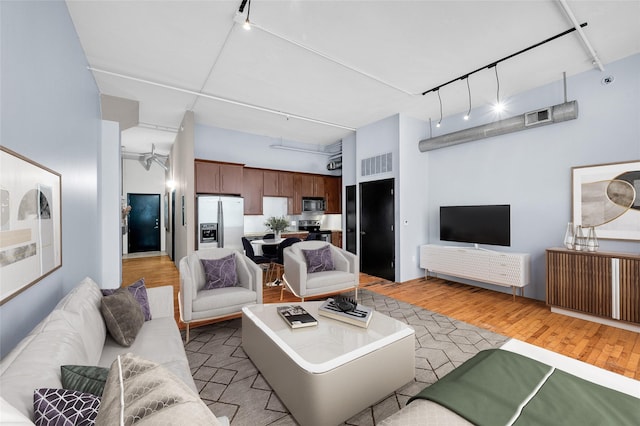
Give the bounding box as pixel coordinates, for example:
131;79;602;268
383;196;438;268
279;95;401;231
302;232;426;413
242;302;415;426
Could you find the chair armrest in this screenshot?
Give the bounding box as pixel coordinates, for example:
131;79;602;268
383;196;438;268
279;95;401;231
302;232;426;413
179;257;194;322
330;246;358;276
236;253;263;303
146;286;174;319
284;248;307;296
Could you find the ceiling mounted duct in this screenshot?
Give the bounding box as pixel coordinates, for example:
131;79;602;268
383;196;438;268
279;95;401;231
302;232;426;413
418;101;578;152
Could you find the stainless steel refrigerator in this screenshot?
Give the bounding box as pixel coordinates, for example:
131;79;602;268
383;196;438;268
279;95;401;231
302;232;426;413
197;195;244;252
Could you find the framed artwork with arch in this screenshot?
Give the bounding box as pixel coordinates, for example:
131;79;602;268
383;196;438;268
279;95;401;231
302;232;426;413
0;146;62;304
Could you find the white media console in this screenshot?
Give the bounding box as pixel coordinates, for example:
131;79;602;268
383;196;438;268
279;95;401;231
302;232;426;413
419;244;530;298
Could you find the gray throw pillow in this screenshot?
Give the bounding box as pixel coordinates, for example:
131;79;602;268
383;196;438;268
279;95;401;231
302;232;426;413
101;278;152;321
96;353;222;425
100;288;144;347
201;254;238;289
302;244;335;273
61;365;110;397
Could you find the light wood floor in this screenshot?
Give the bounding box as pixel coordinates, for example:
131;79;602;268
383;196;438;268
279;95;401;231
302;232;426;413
122;254;640;380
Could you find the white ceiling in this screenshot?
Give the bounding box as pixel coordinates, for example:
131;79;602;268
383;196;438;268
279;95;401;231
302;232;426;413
66;1;640;155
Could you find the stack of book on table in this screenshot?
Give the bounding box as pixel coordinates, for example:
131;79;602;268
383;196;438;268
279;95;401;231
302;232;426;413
318;298;373;328
277;305;318;329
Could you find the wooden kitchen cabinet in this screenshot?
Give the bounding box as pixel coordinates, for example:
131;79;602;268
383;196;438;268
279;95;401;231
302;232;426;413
313;175;324;197
243;168;263;215
195;160;243;195
331;231;342;248
279;172;294;197
324;176;341;214
546;248;640;325
264;170;294;198
263;170;279;196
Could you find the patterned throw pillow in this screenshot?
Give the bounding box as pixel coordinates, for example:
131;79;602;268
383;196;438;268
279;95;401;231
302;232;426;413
33;388;100;426
61;365;110;397
95;353;222;425
101;278;152;321
302;244;335;273
100;288;145;347
201;254;238;289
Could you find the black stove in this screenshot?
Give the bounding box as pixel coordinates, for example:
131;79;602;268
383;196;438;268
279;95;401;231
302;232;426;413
298;220;332;241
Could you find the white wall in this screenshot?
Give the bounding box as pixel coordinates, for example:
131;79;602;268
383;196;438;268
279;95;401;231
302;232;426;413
171;111;196;265
423;53;640;300
122;157;167;254
100;120;122;286
398;115;429;282
195;124;341;176
0;0;102;357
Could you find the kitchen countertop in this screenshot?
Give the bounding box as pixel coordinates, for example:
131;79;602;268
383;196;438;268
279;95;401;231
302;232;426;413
244;230;342;239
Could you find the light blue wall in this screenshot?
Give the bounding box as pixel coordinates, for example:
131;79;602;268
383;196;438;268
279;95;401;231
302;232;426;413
194;124;341;175
424;54;640;300
0;0;101;357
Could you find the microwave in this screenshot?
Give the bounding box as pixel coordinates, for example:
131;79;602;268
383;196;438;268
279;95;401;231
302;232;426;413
302;197;326;213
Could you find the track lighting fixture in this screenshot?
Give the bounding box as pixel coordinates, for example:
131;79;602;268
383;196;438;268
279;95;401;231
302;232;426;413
463;76;471;120
421;22;589;119
436;89;443;128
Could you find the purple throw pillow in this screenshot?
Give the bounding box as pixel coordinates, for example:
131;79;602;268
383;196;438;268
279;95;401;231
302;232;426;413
201;254;238;289
302;245;335;273
33;388;100;426
101;278;151;321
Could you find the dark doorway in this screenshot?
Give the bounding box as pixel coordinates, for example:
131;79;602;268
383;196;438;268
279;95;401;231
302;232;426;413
170;189;176;261
345;185;357;254
127;193;161;253
360;178;395;281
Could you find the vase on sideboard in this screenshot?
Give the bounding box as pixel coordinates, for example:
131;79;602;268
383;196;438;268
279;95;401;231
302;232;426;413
563;222;575;250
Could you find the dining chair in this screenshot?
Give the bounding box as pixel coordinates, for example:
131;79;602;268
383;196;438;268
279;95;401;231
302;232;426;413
271;237;302;283
242;237;275;282
261;233;278;260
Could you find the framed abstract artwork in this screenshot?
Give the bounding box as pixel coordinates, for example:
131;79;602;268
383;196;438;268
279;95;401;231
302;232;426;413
572;160;640;241
0;146;62;304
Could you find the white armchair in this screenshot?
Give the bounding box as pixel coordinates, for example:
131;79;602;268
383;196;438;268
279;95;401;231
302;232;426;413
282;241;359;301
179;248;262;342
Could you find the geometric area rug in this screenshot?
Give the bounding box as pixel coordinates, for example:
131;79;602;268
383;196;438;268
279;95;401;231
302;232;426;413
183;289;508;425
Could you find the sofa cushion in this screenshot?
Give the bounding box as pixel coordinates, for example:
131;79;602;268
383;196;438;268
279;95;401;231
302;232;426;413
102;278;152;321
302;244;335;273
98;317;198;393
201;254;238;289
0;397;33;425
33;388;100;426
101;288;144;347
0;309;90;419
55;277;107;365
95;353;222;426
61;365;110;397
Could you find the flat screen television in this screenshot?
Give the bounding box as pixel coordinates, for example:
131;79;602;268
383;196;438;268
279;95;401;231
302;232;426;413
440;205;510;247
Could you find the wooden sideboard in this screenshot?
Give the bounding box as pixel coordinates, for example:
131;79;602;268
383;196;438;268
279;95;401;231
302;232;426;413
546;248;640;325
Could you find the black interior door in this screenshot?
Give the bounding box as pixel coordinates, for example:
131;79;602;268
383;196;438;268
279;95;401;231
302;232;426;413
345;185;356;254
128;193;160;253
360;178;395;281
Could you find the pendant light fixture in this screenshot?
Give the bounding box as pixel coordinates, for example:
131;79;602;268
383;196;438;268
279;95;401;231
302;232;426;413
463;76;471;120
238;0;252;30
492;64;504;113
436;89;443;128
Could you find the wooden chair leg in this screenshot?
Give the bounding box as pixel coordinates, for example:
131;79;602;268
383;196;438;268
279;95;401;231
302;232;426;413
185;323;190;344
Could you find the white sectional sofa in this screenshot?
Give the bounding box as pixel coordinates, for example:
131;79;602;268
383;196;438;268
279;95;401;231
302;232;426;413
0;277;226;424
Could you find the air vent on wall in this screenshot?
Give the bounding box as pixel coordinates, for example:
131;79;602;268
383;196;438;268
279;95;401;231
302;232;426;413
525;107;552;126
361;153;392;176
